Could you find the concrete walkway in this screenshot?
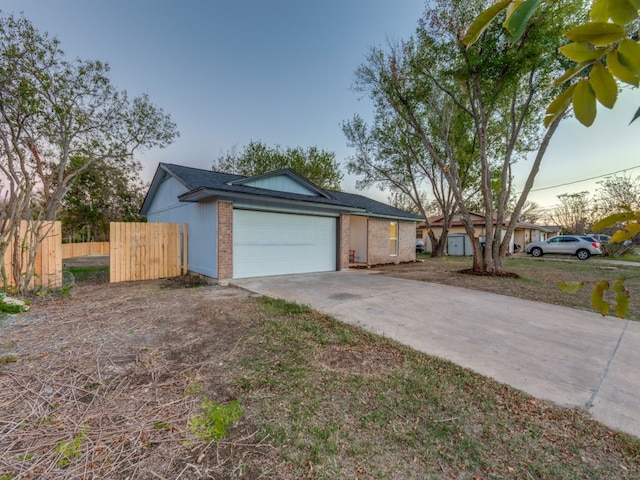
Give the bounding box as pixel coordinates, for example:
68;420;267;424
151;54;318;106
233;270;640;438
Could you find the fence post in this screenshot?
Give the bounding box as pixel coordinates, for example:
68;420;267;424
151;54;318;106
181;223;188;275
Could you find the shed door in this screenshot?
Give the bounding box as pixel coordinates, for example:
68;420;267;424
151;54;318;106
233;210;337;278
447;235;468;256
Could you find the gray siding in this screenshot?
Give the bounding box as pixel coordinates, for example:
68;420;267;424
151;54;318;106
144;177;218;278
145;176;190;219
242;175;318;196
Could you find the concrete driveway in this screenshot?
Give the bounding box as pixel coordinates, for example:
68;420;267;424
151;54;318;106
233;270;640;438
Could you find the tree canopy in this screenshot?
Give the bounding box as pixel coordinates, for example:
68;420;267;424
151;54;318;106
464;0;640;126
342;108;467;257
348;0;583;272
0;13;178;291
464;1;639;316
541;175;640;236
59;157;147;242
212;140;343;190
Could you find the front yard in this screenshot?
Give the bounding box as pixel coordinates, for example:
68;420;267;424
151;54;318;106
1;266;639;479
378;255;640;320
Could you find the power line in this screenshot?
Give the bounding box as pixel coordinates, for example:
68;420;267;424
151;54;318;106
518;164;640;194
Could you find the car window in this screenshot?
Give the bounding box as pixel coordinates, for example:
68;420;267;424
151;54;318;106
563;237;579;243
581;236;597;242
549;237;561;243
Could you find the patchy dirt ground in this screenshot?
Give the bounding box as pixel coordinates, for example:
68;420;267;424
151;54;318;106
2;258;640;478
1;263;405;479
0;277;274;479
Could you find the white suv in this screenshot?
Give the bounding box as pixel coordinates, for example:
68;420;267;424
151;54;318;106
524;235;602;260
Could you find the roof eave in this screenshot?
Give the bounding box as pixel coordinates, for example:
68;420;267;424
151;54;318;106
140;164;173;215
357;212;422;222
178;187;363;214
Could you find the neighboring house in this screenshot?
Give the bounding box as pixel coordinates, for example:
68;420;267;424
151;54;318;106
416;223;429;247
512;221;553;251
416;212;551;256
542;225;562;238
140;163;421;281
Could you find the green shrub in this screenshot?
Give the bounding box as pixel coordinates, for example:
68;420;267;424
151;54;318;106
55;426;87;467
188;398;243;443
0;298;28;314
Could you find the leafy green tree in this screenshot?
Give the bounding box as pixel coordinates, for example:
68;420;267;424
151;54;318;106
342;112;465;257
464;0;640;126
0;14;178;292
595;205;640;248
349;0;583;273
212;140;342;190
561;206;639;317
59;157;147;242
591;174;640;257
465;1;639;313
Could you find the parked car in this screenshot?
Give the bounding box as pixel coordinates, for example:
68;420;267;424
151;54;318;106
591;233;611;244
524;235;602;260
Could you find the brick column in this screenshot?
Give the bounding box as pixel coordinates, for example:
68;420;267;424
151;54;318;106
217;201;233;281
339;214;350;270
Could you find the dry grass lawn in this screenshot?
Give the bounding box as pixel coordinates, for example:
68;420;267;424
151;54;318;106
377;254;640;320
0;258;639;479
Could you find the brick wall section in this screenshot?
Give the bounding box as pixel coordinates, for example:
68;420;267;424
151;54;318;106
367;218;390;265
217;201;233;280
339;214;350;270
367;218;416;265
398;221;417;262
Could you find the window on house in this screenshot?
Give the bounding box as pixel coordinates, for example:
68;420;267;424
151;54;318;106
416;230;423;239
389;222;398;256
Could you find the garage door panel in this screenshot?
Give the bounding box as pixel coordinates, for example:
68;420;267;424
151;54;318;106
233;210;336;278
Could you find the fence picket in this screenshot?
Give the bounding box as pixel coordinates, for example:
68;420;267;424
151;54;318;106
61;242;109;258
3;222;186;288
2;221;62;290
109;222;186;283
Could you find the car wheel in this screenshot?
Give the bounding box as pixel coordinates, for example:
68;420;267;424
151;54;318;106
576;249;590;260
530;247;543;257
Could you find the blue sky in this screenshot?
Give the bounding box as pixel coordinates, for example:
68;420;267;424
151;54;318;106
2;1;639;212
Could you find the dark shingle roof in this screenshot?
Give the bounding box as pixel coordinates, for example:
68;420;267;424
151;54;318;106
146;163;421;221
162;163;245;189
328;190;421;220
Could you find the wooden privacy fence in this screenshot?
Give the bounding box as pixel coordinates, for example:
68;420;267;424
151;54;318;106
2;221;63;290
62;241;110;259
110;222;187;283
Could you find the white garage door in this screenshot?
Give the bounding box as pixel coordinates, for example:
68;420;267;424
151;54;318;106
233;210;337;278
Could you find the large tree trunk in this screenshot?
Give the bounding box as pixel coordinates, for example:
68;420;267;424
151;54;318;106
429;229;447;257
470;237;484;271
492;252;504;273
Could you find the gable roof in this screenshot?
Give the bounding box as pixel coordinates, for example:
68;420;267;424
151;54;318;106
140;163;422;221
228;168;333;199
